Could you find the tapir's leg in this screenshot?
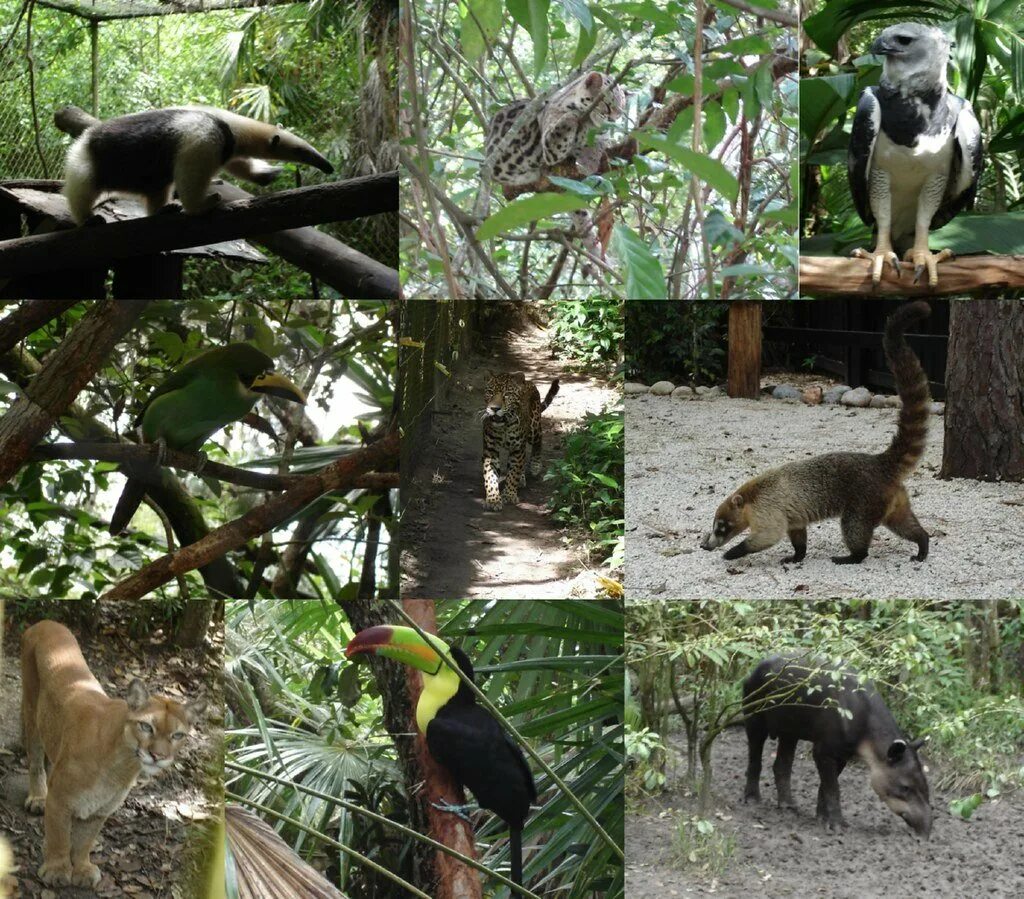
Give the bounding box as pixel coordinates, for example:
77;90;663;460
744;716;767;803
774;737;798;809
813;749;844;830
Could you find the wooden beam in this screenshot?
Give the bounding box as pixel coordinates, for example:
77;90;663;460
799;255;1024;297
36;0;300;22
727;301;762;399
0;175;397;279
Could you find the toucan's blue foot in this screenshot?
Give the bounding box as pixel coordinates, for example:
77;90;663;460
431;799;478;824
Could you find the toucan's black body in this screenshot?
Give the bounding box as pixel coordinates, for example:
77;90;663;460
426;647;536;885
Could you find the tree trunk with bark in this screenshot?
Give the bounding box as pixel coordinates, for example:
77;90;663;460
940;300;1024;481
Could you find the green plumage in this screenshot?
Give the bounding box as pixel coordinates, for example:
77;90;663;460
109;343;303;535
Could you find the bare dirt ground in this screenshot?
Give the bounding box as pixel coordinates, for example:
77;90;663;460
1;607;221;898
627;725;1024;897
625;394;1024;600
402;322;617;599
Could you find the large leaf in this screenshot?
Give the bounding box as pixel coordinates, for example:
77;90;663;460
638;135;740;204
459;0;503;65
803;0;948;57
612;224;667;299
799;73;856;145
476;193;589;240
507;0;551;74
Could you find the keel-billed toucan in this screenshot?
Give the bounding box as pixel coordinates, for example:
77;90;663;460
108;343;306;535
345;625;536;887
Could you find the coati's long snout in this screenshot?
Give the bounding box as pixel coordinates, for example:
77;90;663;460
703;301;932;565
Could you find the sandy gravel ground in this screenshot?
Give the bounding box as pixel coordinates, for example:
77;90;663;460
625;394;1024;600
626;725;1024;897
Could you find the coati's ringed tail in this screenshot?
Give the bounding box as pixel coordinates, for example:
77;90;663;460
700;301;932;565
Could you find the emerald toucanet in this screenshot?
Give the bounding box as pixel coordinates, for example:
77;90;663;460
345;625;536;887
108;343;306;535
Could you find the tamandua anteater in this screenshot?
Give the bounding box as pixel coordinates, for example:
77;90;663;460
700;301;932;565
62;106;334;225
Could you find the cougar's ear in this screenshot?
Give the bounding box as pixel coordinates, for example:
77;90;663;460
126;678;150;711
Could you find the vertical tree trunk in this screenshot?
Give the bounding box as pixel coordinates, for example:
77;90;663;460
940;300;1024;480
175;599;214;647
726;302;762;399
403;599;482;899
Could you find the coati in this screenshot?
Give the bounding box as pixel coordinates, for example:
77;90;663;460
700;301;931;565
62;106;334;225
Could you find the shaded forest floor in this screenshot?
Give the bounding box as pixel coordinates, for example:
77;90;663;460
0;606;222;898
402;322;617;599
626;394;1024;599
626;724;1024;897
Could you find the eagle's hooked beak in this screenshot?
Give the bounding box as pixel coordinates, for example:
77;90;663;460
871;36;898;57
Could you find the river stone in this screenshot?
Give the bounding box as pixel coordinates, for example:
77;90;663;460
772;384;801;400
672;386;694;398
650;380;675;396
625;382;649;395
841;387;872;407
823;384;852;404
869;395;900;408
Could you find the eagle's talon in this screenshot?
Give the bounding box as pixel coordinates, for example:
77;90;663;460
851;247;901;285
904;248;954;288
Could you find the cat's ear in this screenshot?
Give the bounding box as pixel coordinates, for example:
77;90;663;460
126;679;150;711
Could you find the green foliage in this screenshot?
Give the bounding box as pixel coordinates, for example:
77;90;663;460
228;601;624;897
546;406;624;567
674;816;735;876
403;0;797;298
625;726;667;797
801;0;1024;254
624;301;727;384
546;299;623;371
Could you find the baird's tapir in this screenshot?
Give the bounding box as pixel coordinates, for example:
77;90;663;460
742;655;932;837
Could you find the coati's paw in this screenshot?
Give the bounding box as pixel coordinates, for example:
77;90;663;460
72;862;102;888
781;554;804;565
831;554;867;565
156;202;183;215
38;859;74;886
24;795;45;814
82;213;107;227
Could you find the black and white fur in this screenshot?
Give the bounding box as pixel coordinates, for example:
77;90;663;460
847;23;982;287
63;106;334;225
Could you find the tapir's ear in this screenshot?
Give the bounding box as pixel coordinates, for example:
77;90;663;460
909;736;928;752
887;739;908;762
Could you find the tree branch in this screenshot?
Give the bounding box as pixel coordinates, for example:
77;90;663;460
0;300;78;355
0;299;149;484
100;431;400;600
799;255;1024;297
717;0;798;27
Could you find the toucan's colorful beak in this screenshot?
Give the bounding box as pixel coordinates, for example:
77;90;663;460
250;372;306;404
345;625;445;676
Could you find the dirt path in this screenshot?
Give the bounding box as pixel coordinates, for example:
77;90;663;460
627;725;1024;897
626;393;1024;600
402;322;617;599
1;613;221;898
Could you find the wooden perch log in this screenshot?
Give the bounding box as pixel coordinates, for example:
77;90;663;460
799;255;1024;297
51;106;398;298
0;175;397;280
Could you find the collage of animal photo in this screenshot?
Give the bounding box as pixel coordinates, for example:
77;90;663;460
0;0;1023;897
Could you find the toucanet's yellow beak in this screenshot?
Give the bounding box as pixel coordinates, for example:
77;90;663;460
249;372;306;404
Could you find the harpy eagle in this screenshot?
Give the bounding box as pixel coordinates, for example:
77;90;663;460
848;23;982;288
